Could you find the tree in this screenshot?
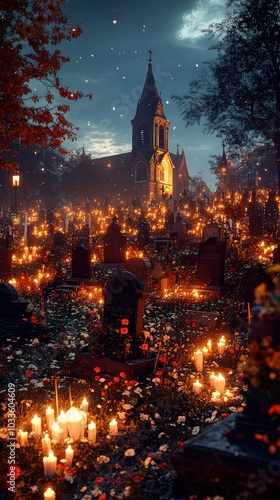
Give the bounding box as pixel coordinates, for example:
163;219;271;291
172;0;280;190
0;0;92;170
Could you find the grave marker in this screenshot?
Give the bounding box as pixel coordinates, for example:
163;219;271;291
196;237;226;286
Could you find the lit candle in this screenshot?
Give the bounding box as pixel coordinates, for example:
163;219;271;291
202;346;208;356
51;421;61;442
58;411;68;440
42;433;51;455
193;379;203;394
44;487;56;500
193;350;203;372
225;389;233;398
217;342;225;355
109;418;118;436
65;445;74;468
17;429;28;447
209;372;217;388
81;397;89;412
43;450;57;478
46;406;55;432
88;421;96;442
214;373;225;395
207;340;212;352
211;391;221;401
31;414;41;435
67;410;83;441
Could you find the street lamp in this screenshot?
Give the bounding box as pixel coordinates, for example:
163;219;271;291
12;172;20;214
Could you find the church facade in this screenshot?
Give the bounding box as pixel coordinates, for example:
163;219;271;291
65;55;190;205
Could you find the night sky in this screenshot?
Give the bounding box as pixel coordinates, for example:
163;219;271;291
60;0;226;191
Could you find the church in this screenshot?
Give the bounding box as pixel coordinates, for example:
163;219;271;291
65;54;190;205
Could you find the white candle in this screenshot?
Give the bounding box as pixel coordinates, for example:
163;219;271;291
65;445;74;468
211;390;221;401
31;414;41;435
44;487;56;500
207;340;212;352
17;429;28;447
88;421;96;442
81;397;89;412
194;350;203;372
214;373;225;395
51;421;61;442
193;379;203;394
42;433;51;455
109;418;118;436
225;389;233;398
46;406;55;432
209;372;217;388
58;411;68;440
217;342;225;355
43;450;57;478
32;246;37;257
67;410;83;441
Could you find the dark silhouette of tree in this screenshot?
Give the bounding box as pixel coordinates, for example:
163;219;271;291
173;0;280;190
0;0;92;171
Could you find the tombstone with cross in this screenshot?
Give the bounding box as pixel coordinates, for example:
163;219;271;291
22;212;30;243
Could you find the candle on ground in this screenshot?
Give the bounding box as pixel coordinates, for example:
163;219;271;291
43;450;57;478
44;487;56;500
193;350;203;372
209;372;217;388
31;414;41;435
211;391;221;401
65;445;74;468
51;421;61;442
207;340;212;352
109;418;118;436
67;410;83;441
217;342;225;355
46;406;55;432
214;373;226;395
193;379;203;394
42;433;51;455
58;411;68;440
81;397;89;412
17;429;28;447
88;421;96;442
202;346;208;356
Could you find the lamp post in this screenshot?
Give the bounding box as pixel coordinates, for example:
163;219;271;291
12;172;20;214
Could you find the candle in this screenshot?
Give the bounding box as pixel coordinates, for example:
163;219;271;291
32;246;37;257
42;433;51;455
81;397;89;412
193;379;203;394
214;373;225;395
43;450;57;478
31;414;41;435
209;372;217;388
207;340;212;352
217;342;225;355
44;487;56;500
225;389;233;398
193;350;203;372
46;406;55;432
202;346;208;355
109;418;118;436
67;410;83;441
65;445;74;468
58;411;68;440
211;391;221;401
17;429;28;447
88;421;96;442
51;421;61;442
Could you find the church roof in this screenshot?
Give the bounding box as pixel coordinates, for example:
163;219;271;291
132;55;166;120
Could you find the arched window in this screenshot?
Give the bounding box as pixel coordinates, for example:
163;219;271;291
159;165;165;182
138;125;147;147
159;125;165;149
136;162;147;182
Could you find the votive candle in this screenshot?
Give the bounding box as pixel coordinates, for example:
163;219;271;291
17;429;28;447
43;450;57;478
109;418;118;435
42;433;51;455
46;406;55;432
81;397;89;412
88;421;96;442
44;487;56;500
194;350;203;372
31;414;41;435
65;445;74;468
193;379;203;394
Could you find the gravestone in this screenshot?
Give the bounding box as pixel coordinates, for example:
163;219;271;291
103;217;127;264
196;237;226;286
125;258;151;283
165;210;174;230
238;264;274;306
0;247;12;276
0;282;41;338
249;212;263;237
72;244;91;280
202;222;223;242
170;213;187;239
53;231;67;248
137;218;150;248
154;238;170;254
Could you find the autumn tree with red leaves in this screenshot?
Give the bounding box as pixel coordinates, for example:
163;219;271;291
0;0;92;170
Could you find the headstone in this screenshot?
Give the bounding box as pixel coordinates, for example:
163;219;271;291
170;213;187;239
137;218;150;248
22;212;30;243
202;222;223;242
165;210;174;229
103;271;147;357
196;237;226;286
125;258;151;283
154;238;170;254
152;262;165;280
64;213;70;233
103;216;127;264
0;247;12;275
249;212;263;237
72;244;91;280
53;231;67;248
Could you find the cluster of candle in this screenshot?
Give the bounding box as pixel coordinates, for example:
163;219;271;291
193;340;212;372
217;335;227;355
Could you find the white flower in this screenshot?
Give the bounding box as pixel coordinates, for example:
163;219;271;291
192;426;200;435
122;403;133;410
64;472;74;483
124;448;135;457
97;455;110;464
159;444;168;452
152;378;161;384
123;486;131;497
144;456;152;467
177;416;186;424
140;413;149;421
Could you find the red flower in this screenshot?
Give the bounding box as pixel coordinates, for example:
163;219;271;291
128;379;138;386
120;371;127;378
94;366;101;373
268;404;280;415
172;361;178;367
155;370;163;376
25;370;33;378
159;355;166;363
95;477;105;483
113;377;120;383
94;375;100;381
141;343;149;351
121;318;129;325
120;327;128;335
133;475;143;483
107;381;113;387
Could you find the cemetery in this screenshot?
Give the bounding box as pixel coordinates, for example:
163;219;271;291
0;188;280;500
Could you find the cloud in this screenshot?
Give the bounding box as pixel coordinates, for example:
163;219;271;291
177;0;225;40
74;127;131;158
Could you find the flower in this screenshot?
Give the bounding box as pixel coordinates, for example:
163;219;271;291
121;319;129;325
124;448;135;457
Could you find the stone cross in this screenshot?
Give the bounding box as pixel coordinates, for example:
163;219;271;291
22;212;30;243
65;213;69;233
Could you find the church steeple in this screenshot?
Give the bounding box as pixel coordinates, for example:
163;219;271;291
131;52;169;151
